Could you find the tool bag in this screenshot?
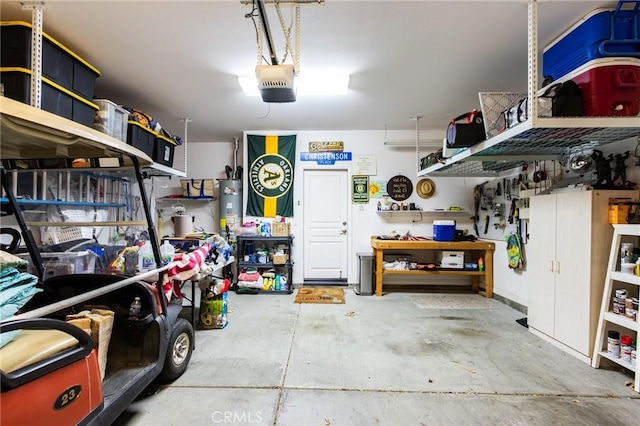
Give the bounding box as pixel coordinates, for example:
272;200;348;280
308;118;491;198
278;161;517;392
502;80;584;129
446;110;486;148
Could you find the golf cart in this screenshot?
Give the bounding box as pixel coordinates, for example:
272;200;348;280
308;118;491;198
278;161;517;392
0;98;194;425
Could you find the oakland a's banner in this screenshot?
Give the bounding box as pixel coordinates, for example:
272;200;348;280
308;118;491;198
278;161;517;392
247;134;296;217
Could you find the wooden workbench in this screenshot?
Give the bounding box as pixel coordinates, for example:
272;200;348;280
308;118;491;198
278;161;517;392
370;237;495;298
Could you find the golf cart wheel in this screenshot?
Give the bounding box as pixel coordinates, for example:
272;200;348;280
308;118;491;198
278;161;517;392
159;318;194;382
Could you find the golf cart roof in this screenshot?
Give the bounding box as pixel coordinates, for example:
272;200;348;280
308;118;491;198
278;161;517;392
0;97;153;167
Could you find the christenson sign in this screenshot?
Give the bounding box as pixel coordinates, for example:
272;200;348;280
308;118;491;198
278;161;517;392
247;135;296;217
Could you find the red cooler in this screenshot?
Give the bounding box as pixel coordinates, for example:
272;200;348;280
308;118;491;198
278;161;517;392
547;57;640;117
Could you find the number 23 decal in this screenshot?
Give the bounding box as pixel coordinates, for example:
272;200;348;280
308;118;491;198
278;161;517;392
53;385;82;410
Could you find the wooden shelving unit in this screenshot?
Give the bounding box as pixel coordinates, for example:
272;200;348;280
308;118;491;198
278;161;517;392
591;224;640;393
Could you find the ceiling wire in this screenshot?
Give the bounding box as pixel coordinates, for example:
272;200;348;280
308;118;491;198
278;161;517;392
256;103;271;119
246;0;271;65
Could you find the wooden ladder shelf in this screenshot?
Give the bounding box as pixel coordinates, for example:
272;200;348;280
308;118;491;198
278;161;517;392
591;224;640;392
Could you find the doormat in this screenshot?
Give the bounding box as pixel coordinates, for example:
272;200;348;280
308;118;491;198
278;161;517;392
294;287;345;304
411;294;494;309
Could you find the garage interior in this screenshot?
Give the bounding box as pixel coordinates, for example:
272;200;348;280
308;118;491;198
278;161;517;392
1;0;640;425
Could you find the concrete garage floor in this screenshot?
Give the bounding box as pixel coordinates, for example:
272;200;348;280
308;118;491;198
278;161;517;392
114;288;640;426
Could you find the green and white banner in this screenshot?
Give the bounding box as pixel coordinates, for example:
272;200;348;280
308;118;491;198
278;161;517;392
247;134;296;217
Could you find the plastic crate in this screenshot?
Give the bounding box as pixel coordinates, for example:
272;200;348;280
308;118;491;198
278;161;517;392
0;21;100;99
543;5;640;81
18;250;97;278
126;121;155;158
153;135;177;166
93;99;129;142
0;68;98;127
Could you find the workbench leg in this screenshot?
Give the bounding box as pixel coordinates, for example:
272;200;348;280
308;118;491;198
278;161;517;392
375;248;383;297
471;276;479;294
484;249;494;299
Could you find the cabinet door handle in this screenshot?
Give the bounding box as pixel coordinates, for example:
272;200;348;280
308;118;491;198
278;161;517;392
549;260;554;272
556;261;560;274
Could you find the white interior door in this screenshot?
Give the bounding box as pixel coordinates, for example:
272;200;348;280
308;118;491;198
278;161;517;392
303;169;349;281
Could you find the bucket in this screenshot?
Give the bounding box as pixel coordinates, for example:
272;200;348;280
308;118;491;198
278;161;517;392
172;215;194;237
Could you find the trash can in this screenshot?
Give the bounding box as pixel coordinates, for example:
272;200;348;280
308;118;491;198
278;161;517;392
355;252;374;295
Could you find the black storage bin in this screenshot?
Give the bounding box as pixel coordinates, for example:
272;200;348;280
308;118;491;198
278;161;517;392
0;69;98;127
153;135;176;167
0;21;100;99
126;121;155;158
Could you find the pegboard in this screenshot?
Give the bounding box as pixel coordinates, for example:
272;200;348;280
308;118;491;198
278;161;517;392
473;160;562;243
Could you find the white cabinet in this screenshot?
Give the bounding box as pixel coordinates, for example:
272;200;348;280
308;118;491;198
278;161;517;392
528;190;639;362
592;224;640;393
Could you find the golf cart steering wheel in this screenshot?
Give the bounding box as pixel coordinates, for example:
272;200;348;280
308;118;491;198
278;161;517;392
0;228;21;254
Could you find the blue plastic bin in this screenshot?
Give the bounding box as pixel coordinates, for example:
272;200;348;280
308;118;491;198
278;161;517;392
543;2;640;80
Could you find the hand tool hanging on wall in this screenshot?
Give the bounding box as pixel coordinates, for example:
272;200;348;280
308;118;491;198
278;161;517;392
508;198;518;224
484;215;490;234
472;181;488;236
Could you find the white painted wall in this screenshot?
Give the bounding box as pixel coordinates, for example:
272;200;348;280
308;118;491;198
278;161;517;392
156;133;640;308
150;141;241;238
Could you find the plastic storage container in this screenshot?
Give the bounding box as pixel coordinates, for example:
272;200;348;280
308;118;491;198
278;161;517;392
0;21;100;99
545;58;640;116
153;135;177;166
126;121;156;158
543;6;640;80
0;69;99;127
93;99;129;142
433;220;456;242
18;250;97;279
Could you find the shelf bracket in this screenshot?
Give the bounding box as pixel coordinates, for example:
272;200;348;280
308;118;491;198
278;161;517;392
22;1;47;109
527;0;539;128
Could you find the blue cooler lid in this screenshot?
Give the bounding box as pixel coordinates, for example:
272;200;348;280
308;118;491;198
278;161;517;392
433;220;455;226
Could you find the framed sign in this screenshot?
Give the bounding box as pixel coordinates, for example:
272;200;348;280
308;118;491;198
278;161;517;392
386;175;413;201
354;154;377;175
352;175;369;203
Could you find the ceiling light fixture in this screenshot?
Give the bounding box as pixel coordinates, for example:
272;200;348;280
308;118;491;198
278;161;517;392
383;139;442;148
238;73;349;97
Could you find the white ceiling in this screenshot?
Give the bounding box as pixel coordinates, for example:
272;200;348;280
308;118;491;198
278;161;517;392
1;0;615;142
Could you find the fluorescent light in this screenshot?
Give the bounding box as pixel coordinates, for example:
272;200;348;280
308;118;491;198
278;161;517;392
384;139;443;148
238;73;349;96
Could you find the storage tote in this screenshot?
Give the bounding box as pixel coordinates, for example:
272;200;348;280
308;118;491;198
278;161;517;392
180;179;215;198
0;68;98;127
0;21;100;99
543;5;640;80
126;121;155;158
93;99;129;142
153;134;177;167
